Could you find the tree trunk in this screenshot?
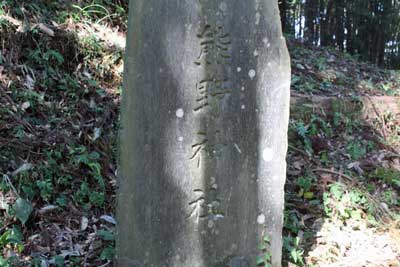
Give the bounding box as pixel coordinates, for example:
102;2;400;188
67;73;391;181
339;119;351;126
305;0;319;44
321;0;334;46
116;1;291;267
335;0;345;50
345;0;355;54
305;0;314;43
279;0;288;33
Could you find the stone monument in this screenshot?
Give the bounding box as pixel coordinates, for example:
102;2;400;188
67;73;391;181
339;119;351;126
117;1;291;266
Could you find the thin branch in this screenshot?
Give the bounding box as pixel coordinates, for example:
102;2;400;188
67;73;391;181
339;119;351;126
312;168;354;182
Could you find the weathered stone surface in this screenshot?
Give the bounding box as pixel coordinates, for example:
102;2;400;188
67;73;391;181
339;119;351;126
117;1;291;266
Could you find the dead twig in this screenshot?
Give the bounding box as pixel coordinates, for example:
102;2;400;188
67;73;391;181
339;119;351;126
312;168;354;182
365;95;388;140
386;152;400;158
288;144;321;166
288;144;310;157
0;84;35;133
2;173;21;199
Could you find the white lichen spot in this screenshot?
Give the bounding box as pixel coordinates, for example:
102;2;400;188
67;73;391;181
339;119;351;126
255;12;261;25
237;67;242;72
176;108;184;118
262;147;274;162
253;50;259;57
257;214;266;225
241;86;245;91
178;136;184;142
248;69;256;80
208;220;214;228
241;104;246;110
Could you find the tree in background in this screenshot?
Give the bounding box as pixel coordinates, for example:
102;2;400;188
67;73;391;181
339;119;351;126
280;0;400;68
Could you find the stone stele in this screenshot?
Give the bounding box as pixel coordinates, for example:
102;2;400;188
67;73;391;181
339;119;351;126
117;0;291;266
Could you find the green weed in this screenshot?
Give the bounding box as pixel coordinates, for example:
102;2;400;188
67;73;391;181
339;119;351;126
323;183;370;221
283;236;304;266
257;235;272;267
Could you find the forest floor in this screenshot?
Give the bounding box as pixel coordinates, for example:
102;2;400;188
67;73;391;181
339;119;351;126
0;1;399;267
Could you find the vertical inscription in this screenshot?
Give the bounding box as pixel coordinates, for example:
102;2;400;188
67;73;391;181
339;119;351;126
194;25;231;66
188;23;231;226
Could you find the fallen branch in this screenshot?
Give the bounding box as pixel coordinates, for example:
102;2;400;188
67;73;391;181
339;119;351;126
33;23;55;37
